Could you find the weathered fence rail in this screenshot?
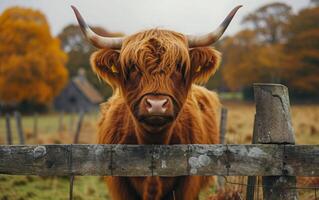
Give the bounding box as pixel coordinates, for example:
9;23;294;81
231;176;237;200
0;144;318;177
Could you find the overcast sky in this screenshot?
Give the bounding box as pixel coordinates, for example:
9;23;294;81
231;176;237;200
0;0;310;37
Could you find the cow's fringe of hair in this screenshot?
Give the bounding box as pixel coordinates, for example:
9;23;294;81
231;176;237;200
120;29;191;77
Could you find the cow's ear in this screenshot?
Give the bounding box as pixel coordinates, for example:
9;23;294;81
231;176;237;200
90;49;121;88
189;47;221;84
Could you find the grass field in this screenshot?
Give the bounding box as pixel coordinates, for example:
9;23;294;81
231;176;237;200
224;102;319;145
0;112;99;145
0;102;319;199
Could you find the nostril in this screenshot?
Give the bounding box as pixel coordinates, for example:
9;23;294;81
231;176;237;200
162;99;168;107
145;98;152;108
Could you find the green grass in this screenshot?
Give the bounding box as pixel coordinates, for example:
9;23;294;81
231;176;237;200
0;175;109;200
0;175;218;200
0;112;99;144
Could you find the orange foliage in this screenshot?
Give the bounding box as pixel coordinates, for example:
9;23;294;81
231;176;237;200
0;7;68;105
221;3;319;95
221;30;286;90
221;30;259;90
283;6;319;93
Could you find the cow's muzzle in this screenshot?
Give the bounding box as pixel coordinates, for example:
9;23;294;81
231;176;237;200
137;94;175;127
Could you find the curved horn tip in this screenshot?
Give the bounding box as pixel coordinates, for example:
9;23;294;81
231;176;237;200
70;5;124;50
187;5;242;48
228;5;243;19
70;5;79;17
221;5;243;28
232;5;243;14
70;5;88;30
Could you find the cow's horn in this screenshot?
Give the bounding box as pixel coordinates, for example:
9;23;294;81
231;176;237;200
71;5;123;49
187;5;242;48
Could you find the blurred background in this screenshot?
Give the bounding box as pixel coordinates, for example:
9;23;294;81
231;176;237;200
0;0;318;199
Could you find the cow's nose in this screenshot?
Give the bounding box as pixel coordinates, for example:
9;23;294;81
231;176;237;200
145;98;169;114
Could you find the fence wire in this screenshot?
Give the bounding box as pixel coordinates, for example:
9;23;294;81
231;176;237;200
213;176;319;200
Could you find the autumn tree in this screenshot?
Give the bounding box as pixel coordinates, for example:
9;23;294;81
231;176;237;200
0;7;68;109
220;2;291;96
242;2;292;44
220;30;259;91
283;6;319;97
58;24;123;97
311;0;319;6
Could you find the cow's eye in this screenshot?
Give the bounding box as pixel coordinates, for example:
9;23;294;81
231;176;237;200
128;65;142;81
172;63;188;85
176;63;186;77
171;68;183;81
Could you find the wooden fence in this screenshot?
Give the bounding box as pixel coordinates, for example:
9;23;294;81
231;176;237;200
0;84;319;200
0;144;318;177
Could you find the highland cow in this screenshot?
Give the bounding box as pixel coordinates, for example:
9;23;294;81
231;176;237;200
72;5;241;200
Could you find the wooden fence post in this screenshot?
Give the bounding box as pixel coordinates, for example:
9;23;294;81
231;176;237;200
58;112;64;132
69;113;74;134
246;114;258;200
219;107;228;144
70;111;85;200
217;107;228;188
73;111;84;144
253;83;297;200
33;113;38;139
5;114;12;145
14;111;25;144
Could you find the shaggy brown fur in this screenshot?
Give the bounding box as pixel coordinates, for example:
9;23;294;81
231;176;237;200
91;29;221;200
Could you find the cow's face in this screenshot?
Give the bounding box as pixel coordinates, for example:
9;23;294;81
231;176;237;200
71;5;241;132
91;30;220;132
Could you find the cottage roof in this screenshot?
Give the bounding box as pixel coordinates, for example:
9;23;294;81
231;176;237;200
72;74;103;104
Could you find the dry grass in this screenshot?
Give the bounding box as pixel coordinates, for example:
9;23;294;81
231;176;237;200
223;101;319;145
207;188;242;200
